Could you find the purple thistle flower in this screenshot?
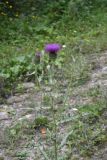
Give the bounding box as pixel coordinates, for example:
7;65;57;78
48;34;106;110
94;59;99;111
45;43;61;60
45;43;61;54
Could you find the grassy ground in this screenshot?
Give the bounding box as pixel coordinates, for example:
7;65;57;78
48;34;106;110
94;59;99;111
1;7;107;97
0;7;107;65
0;5;107;160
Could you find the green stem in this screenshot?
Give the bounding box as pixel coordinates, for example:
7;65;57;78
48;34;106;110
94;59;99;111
49;63;58;160
51;97;58;160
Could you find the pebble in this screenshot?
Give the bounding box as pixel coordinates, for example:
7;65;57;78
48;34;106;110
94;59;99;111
18;114;35;121
22;82;35;90
0;112;8;120
7;94;28;104
43;86;52;92
102;66;107;72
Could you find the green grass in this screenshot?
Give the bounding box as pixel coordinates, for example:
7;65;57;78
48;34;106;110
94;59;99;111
1;4;107;160
1;7;107;81
0;7;107;72
67;100;107;158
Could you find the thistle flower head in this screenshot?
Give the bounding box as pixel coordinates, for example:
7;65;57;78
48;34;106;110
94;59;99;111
45;43;61;54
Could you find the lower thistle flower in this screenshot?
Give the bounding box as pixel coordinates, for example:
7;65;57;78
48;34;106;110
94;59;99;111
35;52;41;64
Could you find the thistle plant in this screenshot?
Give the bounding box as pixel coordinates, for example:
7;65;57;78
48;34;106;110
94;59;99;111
34;44;64;159
44;43;63;160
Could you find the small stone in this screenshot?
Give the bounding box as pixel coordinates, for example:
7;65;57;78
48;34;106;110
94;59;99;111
102;66;107;72
66;108;78;117
72;108;78;112
0;112;8;120
22;82;35;90
7;94;28;104
43;87;52;92
18;114;34;121
102;80;107;86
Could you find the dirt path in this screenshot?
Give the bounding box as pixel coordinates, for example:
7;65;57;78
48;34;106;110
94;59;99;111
0;52;107;160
